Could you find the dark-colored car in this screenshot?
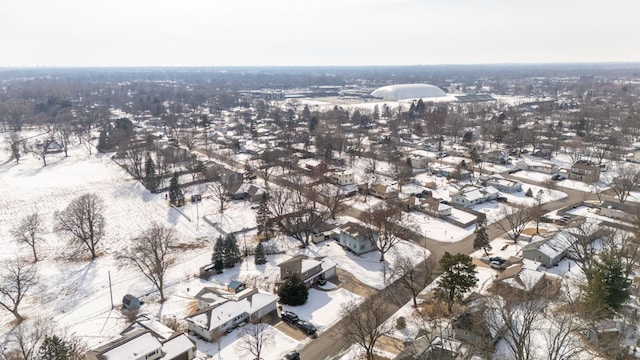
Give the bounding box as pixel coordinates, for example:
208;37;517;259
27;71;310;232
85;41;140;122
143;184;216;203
317;278;327;286
496;196;508;203
489;256;506;264
507;168;522;174
296;320;317;336
283;350;300;360
281;310;299;324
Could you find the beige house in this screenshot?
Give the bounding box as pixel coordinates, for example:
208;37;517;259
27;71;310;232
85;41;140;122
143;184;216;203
569;160;601;183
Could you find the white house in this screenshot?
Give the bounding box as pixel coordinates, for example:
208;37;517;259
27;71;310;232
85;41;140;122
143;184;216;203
327;170;355;185
515;159;558;174
484;176;522;193
521;232;574;267
451;186;499;207
185;290;278;341
405;196;452;217
338;222;377;255
86;326;195;360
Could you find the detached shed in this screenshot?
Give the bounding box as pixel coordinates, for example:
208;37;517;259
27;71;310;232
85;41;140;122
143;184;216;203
122;294;141;311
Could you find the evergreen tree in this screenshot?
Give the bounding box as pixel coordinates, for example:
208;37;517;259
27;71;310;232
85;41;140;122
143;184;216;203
256;193;271;240
437;252;478;313
301;105;311;120
144;153;157;192
97;130;108;152
372;104;380;121
525;188;533;197
254;242;267;265
223;234;241;268
278;275;308;306
169;171;180;204
584;248;632;317
212;236;225;273
473;214;491;255
38;335;72;360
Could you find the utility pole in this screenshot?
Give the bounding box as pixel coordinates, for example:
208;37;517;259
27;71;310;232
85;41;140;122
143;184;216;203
108;270;114;309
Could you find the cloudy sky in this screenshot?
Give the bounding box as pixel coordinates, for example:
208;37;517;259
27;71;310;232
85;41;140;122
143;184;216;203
0;0;638;67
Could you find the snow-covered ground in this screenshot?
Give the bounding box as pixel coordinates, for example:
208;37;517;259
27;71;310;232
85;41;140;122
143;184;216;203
0;133;431;359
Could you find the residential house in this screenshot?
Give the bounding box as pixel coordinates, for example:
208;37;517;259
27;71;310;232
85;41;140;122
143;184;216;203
569;160;601;183
231;183;266;202
327;170;355;186
185;290;278;342
405;196;452;217
493;264;546;295
482;176;522;193
515;159;558;174
369;182;399;200
276;255;337;288
338;222;377;255
599;200;637;223
481;150;510;165
408;154;430;169
86;326;195;360
521;232;574;267
302;159;328;176
451;185;499;208
395;336;463;360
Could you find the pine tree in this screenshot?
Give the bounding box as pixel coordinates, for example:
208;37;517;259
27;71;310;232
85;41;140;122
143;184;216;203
278;275;308;306
97;130;108;152
144;153;157;192
437;252;478;313
254;242;267;265
38;335;72;360
212;236;225;273
169;171;180;204
256;193;271;240
473;215;491;255
223;234;241;268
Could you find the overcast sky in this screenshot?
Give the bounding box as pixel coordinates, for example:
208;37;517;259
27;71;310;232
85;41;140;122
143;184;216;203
1;0;638;67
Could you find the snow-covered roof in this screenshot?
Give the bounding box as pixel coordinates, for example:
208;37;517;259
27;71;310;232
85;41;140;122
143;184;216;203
102;331;161;360
523;232;574;259
497;264;545;292
187;292;279;331
161;334;194;359
301;258;322;274
371;84;447;100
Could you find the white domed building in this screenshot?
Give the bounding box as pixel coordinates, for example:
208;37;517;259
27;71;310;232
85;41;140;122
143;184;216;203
371;84;447;101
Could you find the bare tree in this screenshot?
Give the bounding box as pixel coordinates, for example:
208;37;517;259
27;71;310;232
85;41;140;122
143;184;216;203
6;132;23;164
606;164;639;204
27;137;53;167
54;193;106;260
494;206;532;242
0;258;38;323
318;181;349;220
486;292;545;360
390;254;436;307
336;296;396;360
123;140;146;180
178;129;198;151
1;98;31;132
12;212;44;262
121;223;176;302
235;322;273;360
544;308;585;360
1;319;51;360
209;181;230;214
363;205;408;262
54;122;72;158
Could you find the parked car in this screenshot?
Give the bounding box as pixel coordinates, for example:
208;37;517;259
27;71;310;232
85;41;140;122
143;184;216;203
283;350;300;360
281;311;299;324
490;261;503;270
496;196;508;203
489;256;506;264
317;278;327;286
507;168;522;174
296;320;317;336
